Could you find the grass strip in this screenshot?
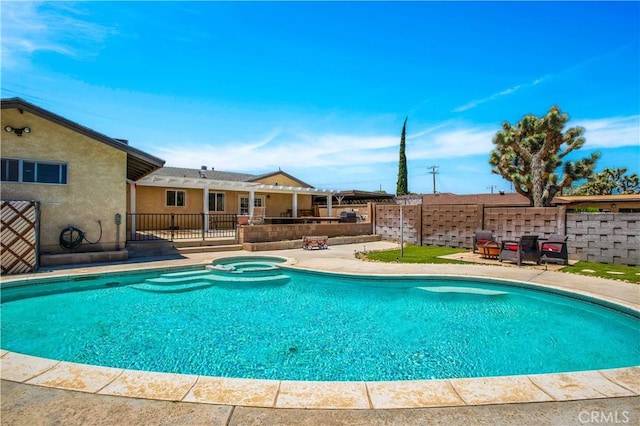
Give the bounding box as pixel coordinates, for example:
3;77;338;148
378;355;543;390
361;245;639;283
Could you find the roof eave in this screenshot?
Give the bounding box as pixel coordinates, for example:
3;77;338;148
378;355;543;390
1;97;165;180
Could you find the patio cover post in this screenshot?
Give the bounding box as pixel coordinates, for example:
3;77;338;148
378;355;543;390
249;190;255;218
327;193;333;216
292;192;298;218
202;187;209;233
129;181;136;234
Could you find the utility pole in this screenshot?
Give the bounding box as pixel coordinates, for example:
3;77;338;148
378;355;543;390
428;165;439;195
487;185;497;194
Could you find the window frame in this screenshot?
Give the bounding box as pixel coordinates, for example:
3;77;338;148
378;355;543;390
208;192;226;212
238;195;265;215
166;189;186;207
1;157;68;185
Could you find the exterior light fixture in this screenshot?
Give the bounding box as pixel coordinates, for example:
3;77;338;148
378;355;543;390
4;126;31;136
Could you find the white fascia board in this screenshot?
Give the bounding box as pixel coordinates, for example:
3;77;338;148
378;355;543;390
135;176;333;195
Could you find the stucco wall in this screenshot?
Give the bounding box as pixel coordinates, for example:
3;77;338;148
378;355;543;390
135;186;205;214
254;173;305;187
261;192;312;217
133;187;312;217
1;109;127;255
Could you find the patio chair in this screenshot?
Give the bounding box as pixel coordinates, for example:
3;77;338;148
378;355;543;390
249;207;266;225
540;234;569;265
473;230;496;253
499;234;541;266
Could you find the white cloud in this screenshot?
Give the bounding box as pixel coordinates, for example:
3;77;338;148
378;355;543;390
153;114;639;188
453;84;523;112
574;116;640;149
410;127;496;159
1;2;115;69
152;121;500;178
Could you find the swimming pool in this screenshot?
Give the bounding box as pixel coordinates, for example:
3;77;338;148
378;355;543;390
1;259;638;382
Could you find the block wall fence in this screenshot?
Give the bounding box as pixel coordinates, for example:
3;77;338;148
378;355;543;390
375;204;639;266
238;222;373;244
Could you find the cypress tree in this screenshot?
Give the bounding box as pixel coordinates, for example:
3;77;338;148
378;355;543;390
396;117;408;196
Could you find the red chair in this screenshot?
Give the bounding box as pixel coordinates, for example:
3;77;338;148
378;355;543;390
472;230;496;253
540;235;569;265
499;235;541;266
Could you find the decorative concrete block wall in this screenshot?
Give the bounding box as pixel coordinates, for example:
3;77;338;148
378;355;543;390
422;205;482;248
566;213;639;265
484;207;563;241
372;203;637;265
374;204;421;245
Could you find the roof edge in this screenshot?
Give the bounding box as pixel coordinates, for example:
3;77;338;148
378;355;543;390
250;170;314;188
1;97;165;168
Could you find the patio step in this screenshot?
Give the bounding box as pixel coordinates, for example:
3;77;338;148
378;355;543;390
126;241;179;258
177;244;243;254
125;241;242;258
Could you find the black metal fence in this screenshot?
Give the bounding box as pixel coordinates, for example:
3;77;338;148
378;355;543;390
127;213;237;241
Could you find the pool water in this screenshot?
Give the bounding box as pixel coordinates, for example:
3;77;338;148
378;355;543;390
1;265;638;381
210;255;286;272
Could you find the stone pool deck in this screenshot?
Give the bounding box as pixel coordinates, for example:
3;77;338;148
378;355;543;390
2;241;639;425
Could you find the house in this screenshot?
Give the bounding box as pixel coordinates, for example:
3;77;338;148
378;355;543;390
552;194;640;212
131;166;334;228
1;97;164;264
317;190;395;205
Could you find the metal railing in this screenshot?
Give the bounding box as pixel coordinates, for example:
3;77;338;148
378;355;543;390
127;213;237;241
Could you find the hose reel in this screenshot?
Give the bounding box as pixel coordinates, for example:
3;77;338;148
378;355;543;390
59;220;102;249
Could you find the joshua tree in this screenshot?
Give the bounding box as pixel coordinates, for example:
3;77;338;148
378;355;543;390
396;117;408;196
569;167;640;195
489;105;599;206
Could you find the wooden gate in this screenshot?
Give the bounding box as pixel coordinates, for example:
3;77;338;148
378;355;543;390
1;200;40;275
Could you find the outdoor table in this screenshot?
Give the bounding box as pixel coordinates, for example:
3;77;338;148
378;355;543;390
478;241;501;259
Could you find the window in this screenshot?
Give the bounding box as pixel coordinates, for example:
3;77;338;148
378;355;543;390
208;192;225;212
1;159;18;182
1;158;67;184
239;195;265;215
166;190;186;207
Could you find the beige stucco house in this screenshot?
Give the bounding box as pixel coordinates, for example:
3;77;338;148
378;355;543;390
130;167;334;233
1;98;164;258
1;98;334;265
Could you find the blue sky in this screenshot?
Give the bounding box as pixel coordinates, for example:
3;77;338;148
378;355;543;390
2;1;638;194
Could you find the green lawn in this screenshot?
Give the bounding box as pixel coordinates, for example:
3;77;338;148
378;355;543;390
360;245;640;283
562;261;640;284
359;245;467;264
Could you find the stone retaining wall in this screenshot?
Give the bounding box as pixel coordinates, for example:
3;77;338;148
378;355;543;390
238;223;373;244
